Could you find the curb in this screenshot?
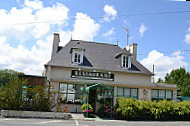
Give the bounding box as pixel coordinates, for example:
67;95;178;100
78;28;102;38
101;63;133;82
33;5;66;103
84;118;96;121
71;118;96;121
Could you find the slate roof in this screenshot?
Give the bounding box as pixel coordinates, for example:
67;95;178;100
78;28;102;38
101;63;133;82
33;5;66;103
45;40;153;75
115;48;132;58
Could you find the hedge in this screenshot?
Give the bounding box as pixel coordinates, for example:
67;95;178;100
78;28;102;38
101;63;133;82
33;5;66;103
114;98;190;120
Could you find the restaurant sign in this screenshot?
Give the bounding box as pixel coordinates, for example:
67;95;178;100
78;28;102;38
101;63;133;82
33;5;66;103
71;70;114;81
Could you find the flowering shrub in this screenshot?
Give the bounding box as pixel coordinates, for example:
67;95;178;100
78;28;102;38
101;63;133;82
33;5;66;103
84;109;93;112
81;103;93;112
104;104;112;114
98;104;113;117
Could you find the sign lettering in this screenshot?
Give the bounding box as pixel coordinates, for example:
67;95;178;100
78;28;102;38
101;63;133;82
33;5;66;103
71;70;114;81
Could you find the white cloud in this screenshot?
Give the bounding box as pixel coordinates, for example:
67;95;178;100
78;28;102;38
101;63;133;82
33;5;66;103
141;50;188;81
103;5;117;22
72;13;100;41
0;2;69;40
185;34;190;44
0;1;70;75
0;1;102;75
139;23;148;37
0;34;53;75
103;27;115;37
24;0;43;10
59;30;72;46
184;26;190;44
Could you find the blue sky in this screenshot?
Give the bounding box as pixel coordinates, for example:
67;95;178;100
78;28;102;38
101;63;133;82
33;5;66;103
0;0;190;80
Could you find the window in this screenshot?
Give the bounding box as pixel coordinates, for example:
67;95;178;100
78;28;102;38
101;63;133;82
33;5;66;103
59;83;84;104
131;89;138;98
159;90;165;99
122;55;128;68
166;90;172;99
117;87;138;99
151;89;173;101
124;88;130;97
121;54;131;68
72;49;84;64
117;87;123;97
105;90;113;98
151;90;158;98
74;53;80;63
97;89;113;104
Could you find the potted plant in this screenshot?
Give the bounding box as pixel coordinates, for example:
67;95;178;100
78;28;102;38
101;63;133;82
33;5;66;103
81;103;93;117
64;105;68;113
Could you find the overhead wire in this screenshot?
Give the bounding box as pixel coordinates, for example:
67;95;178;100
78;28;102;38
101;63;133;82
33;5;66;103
1;9;190;57
137;49;190;56
0;10;190;27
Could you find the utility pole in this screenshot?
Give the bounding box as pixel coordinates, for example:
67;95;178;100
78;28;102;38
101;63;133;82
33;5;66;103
123;27;129;46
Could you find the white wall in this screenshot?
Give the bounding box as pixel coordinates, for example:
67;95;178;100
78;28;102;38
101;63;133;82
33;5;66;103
48;66;151;85
113;71;151;84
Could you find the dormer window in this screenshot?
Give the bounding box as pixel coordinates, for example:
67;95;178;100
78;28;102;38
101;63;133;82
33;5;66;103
74;52;81;63
72;48;84;64
122;55;128;68
121;54;131;68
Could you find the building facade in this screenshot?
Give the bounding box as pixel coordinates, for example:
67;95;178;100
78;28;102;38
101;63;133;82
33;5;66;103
19;75;46;99
45;33;178;113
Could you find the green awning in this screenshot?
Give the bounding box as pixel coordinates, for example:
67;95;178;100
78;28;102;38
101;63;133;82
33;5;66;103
80;83;113;92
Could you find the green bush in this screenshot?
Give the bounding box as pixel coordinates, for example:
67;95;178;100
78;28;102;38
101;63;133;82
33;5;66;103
0;78;26;110
115;98;190;120
0;78;56;112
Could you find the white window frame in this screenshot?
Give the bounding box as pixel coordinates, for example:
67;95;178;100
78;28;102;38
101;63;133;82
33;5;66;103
121;54;131;68
72;49;84;64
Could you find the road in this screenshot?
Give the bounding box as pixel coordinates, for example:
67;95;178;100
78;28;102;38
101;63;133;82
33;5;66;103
0;118;190;126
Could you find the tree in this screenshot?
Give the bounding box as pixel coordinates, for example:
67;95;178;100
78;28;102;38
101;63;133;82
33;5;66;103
157;78;164;83
0;78;28;110
180;78;190;96
0;69;24;87
157;67;190;96
29;85;56;111
164;68;190;87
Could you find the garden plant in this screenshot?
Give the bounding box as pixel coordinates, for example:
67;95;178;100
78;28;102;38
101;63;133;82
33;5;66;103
115;97;190;120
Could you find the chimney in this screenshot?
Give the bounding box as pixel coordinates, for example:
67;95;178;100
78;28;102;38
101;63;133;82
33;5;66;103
129;43;137;60
51;33;60;59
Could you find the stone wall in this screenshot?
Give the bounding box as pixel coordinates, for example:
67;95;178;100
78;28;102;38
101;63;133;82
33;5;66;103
1;110;71;119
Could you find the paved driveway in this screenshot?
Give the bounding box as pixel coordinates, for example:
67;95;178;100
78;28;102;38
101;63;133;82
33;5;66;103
0;118;190;126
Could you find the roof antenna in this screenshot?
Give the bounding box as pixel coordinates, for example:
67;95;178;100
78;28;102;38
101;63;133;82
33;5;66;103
117;39;119;45
123;27;129;46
